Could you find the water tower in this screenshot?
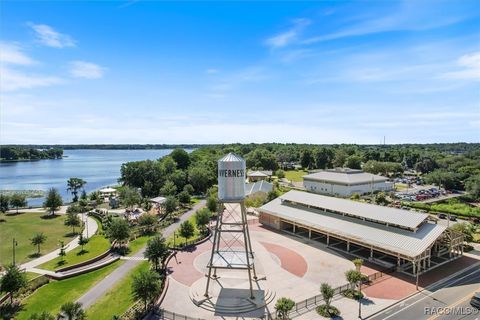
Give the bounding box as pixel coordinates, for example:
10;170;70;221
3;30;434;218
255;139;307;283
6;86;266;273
204;152;257;299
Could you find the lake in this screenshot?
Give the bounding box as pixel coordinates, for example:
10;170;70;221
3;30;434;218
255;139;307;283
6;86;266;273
0;149;188;206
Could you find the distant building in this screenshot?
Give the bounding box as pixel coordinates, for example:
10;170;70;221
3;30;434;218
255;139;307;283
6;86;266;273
150;196;167;214
245;180;273;197
247;170;272;182
303;168;393;196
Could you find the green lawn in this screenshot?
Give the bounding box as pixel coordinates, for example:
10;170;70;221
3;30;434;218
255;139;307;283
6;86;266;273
16;261;123;320
86;261;150;318
165;215;201;248
284;170;308;182
0;212;72;266
38;234;111;271
126;235;155;257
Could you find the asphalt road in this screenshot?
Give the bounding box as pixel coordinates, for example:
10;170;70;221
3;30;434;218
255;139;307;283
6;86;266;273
369;267;480;320
76;200;206;309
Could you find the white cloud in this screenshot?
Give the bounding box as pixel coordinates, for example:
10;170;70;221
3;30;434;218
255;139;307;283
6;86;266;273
69;61;106;79
29;23;76;48
0;41;63;91
206;68;219;74
439;52;480;80
0;66;63;91
302;2;469;44
0;42;36;65
265;18;310;48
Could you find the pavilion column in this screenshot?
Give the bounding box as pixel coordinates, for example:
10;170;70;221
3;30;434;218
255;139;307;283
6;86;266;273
308;229;311;239
428;257;431;268
412;261;416;274
326;234;330;246
347;241;350;252
370;247;373;259
293;224;296;233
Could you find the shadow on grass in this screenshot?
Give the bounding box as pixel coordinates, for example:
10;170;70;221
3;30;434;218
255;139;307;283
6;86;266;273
28;253;42;259
65;232;78;238
112;246;131;256
40;214;60;220
56;260;67;267
77;250;89;256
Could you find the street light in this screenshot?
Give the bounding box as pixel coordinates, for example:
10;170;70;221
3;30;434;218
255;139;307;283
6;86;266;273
358;279;362;319
12;238;18;266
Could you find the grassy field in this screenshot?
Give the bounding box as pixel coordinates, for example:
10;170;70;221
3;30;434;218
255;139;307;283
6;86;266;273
127;235;155;257
86;261;150;318
165;214;201;248
284;170;308;182
0;212;71;266
16;261;123;320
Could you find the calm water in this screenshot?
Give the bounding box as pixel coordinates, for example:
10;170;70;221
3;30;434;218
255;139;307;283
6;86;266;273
0;149;187;206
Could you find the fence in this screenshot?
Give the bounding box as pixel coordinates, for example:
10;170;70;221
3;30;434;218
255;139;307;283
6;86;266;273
152;308;206;320
289;266;396;316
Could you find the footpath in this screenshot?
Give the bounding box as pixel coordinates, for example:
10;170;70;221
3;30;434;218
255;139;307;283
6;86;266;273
20;214;99;275
76;200;206;309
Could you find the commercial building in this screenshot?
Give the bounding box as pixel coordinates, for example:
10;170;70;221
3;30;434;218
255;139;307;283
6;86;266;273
247;170;272;182
303;168;393;196
258;190;463;276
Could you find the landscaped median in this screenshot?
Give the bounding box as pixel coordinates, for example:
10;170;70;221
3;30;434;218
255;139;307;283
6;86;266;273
86;261;150;318
15;260;123;320
38;217;110;271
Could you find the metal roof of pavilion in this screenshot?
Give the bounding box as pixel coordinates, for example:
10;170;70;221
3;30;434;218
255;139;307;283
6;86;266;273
259;196;446;258
245;181;273;196
303;169;389;185
280;190;427;230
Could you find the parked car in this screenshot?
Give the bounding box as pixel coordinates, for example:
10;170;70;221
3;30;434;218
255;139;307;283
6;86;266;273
470;292;480;309
438;213;447;219
448;215;457;221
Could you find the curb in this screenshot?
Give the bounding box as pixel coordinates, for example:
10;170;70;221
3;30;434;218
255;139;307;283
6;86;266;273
364;260;480;319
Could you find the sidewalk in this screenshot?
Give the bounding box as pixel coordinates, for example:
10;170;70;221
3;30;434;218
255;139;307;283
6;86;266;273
20;214;99;273
76;200;206;309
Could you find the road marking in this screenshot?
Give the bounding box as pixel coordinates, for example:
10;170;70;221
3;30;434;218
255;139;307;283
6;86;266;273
381;268;480;320
427;287;480;320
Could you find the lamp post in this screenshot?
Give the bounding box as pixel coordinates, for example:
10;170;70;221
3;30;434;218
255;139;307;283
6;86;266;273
358;280;362;319
12;238;18;265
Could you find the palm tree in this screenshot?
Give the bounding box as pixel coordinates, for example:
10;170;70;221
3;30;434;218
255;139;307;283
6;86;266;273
144;236;169;271
320;283;334;310
28;311;55;320
352;258;363;272
67;178;87;202
275;297;295;319
132;270;161;311
345;269;363;291
59;301;86;320
78;234;89;253
30;233;47;254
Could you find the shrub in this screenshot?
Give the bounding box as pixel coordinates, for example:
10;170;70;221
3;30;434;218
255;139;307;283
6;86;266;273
342;288;364;300
316;304;341;317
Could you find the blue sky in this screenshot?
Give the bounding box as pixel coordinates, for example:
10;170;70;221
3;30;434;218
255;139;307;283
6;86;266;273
1;0;479;144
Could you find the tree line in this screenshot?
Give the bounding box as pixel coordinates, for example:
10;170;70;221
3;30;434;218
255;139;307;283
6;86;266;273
0;146;63;161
